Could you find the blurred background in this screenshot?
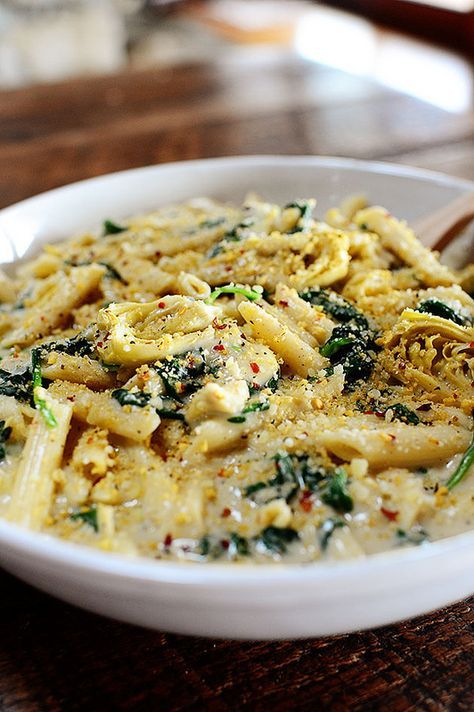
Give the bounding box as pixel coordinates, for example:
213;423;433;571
0;0;473;206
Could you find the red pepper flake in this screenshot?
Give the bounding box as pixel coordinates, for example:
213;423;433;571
279;300;289;307
300;490;313;512
97;341;103;348
217;468;226;477
470;341;474;348
213;344;225;352
221;539;230;550
251;382;260;391
221;507;231;518
381;507;399;522
158;301;166;309
225;265;233;272
212;317;226;330
164;533;173;547
250;362;260;374
388;434;396;441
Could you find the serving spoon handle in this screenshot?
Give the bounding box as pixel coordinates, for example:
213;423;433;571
413;191;474;253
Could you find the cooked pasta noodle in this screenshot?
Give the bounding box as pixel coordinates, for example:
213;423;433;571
0;194;472;563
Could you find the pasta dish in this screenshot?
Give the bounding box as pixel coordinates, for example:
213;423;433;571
0;194;472;563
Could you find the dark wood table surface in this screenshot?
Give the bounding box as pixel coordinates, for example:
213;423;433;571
0;25;473;712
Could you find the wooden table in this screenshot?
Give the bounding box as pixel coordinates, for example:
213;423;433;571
0;31;473;712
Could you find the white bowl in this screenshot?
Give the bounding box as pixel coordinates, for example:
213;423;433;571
0;156;473;639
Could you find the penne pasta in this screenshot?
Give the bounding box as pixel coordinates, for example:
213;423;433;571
0;193;471;564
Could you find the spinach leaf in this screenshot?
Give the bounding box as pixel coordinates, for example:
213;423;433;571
103;219;127;235
229;532;250;557
227;399;270;423
66;259;126;284
156;397;185;421
356;399;420;425
284;201;313;233
199;217;226;229
0;368;33;403
36;333;95;359
71;507;98;532
321;469;353;513
319;322;376;389
301;288;376;389
155;350;209;401
197;527;298;560
0;420;12;460
248;372;280;395
257;526;299;554
300;288;369;329
387;403;420;425
207;217;254;257
416;298;472;326
112;389;151;408
396;527;428;545
320;517;345;551
244;453;352;513
98;262;127;283
113;387;186;420
320;336;353;358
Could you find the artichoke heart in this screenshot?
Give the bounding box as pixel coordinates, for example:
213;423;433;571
96;296;219;366
380;308;474;404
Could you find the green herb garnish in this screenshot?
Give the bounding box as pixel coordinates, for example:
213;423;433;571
205;285;261;304
31;349;57;428
445;428;474;491
227;415;246;423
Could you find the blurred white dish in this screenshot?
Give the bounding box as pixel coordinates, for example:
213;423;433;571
0;155;473;639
